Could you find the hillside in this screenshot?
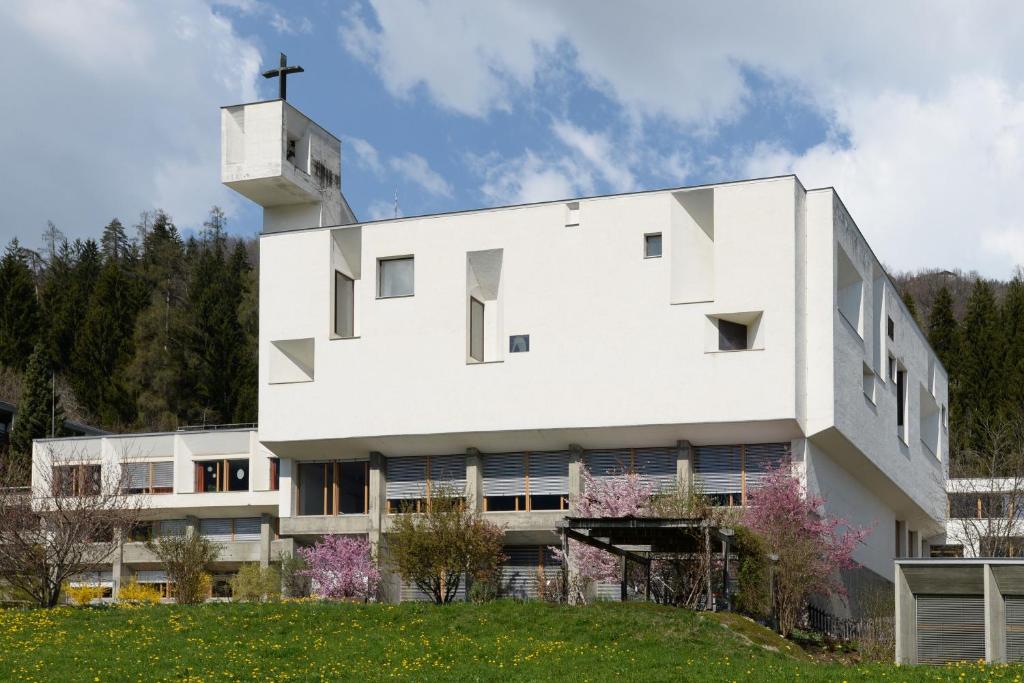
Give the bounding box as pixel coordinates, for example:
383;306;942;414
0;601;1015;682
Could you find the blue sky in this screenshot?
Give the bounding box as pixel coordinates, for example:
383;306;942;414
4;1;1024;277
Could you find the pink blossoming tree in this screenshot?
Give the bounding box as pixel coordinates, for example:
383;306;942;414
744;462;871;635
298;535;381;601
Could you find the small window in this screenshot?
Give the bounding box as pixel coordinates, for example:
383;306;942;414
896;368;908;441
269;458;280;492
862;364;875;403
644;233;662;258
469;297;485;362
565;202;579;227
887;316;895;340
718;320;748;351
334;271;354;337
509;335;530;353
887;354;896;382
378;256;414;298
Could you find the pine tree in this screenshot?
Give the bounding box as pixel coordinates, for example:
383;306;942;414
959;280;1004;450
9;344;65;474
0;239;41;369
902;290;921;327
100;218;129;262
1001;277;1024;415
927;286;961;430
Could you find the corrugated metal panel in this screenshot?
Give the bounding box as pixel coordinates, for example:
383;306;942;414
386;457;428;500
233;517;262;542
916;595;985;664
483;453;526;497
430;455;467;495
136;570;168;583
400;576;466;602
159;519;187;537
199;518;233;542
635;448;677;493
744;443;787;490
500;546;561;599
1008;597;1024;662
529;451;569;495
152;461;174;489
124;462;149;489
694;446;742;494
585;450;631;478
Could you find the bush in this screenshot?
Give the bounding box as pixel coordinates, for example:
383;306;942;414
732;525;771;620
65;584;105;606
299;536;379;601
279;553;311;599
230;564;281;603
147;533;221;605
467;577;499;603
117;581;162;604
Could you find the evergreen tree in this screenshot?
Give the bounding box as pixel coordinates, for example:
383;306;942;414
9;344;65;473
902;290;921;327
100;218;129;262
927;286;961;428
959;280;1004;450
1001;277;1024;415
0;239;41;369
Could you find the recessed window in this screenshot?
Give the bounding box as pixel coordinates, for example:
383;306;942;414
269;458;280;492
887;316;895;340
896;368;908;442
469;297;485;362
718;320;748;351
298;461;368;516
644;233;663;258
862;364;876;404
378;256;414;298
334;271;354;337
194;459;249;493
887;354;896;382
565;202;579;227
510;335;530;353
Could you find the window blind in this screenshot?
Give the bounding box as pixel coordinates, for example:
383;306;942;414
483;453;526;497
528;451;569;495
693;445;742;494
386;457;428;500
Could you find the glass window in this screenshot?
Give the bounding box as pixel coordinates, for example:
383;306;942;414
509;335;530;353
334;271;355;337
269;458;279;492
469;297;485;362
718;320;748;351
887;316;895;340
339;462;367;514
378;257;414;298
228;460;249;492
644;233;662;258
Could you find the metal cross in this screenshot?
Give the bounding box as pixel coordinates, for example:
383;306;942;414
262;52;304;100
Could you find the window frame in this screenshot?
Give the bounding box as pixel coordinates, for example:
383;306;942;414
644;232;663;259
194;458;250;493
333;270;355;338
469;296;485;362
297;460;369;516
377;256;415;299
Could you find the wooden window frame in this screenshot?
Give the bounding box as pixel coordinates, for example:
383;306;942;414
297;461;369;516
194;459;249;493
269;458;279;491
482;452;568;513
125;462;173;495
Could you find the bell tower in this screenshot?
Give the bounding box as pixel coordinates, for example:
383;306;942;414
220;54;356;233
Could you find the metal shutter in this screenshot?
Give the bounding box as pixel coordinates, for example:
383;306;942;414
233;517;262;542
694;446;742;494
500;546;561;599
152;461;174;489
916;595;985;664
744;443;787;490
635;448;677;492
400;575;466;602
124;462;149;489
70;570;113;587
430;455;467;495
529;451;569;496
386;457;428;500
159;519;187;537
199;518;233;542
585;450;631;479
136;570;168;583
1008;597;1024;662
483;453;526;497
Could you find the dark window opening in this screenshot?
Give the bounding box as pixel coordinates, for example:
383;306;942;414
887;316;895;340
896;368;907;438
339;461;367;514
195;459;249;493
484;495;524;512
644;233;662;258
297;461;368;516
528;494;566;511
509;334;530;353
718;320;748;351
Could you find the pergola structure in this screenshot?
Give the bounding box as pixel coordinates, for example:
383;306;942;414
557;516;734;607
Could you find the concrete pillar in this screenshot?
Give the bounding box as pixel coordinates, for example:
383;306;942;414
894;563;916;665
465;448;482;513
368;452;386;546
111;533;125;597
259;513;273;567
568;444;585;510
676;440;692;492
985;563;1007;663
185;515;198;537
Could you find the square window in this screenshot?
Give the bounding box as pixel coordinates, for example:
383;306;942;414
378;257;414;298
718;320;748;351
644;233;663;258
509;334;530;353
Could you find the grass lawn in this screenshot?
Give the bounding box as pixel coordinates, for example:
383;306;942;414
0;600;1019;682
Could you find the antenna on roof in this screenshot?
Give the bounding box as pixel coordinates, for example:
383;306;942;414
394;189;399;219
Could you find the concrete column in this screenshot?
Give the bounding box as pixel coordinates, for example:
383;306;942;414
985;563;1007;663
676;440;692;492
568;444;585;511
894;563;916;665
465;448;482;513
259;513;272;567
111;533;125;597
185;515;198;537
368;452;386;545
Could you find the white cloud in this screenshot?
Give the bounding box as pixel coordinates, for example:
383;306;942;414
0;0;262;245
366;198;401;221
347;137;385;176
270;12;312;35
551;121;635;192
389;153;453;198
473;150;592;206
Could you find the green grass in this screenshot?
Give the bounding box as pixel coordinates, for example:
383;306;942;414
0;600;1019;682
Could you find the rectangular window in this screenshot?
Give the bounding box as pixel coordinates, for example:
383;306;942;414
269;458;279;492
718;319;748;351
644;232;662;258
194;459;249;493
52;464;101;497
862;364;875;404
888;354;896;382
887;316;895;340
123;461;174;495
469;297;485;362
482;452;568;513
378;256;414;298
896;368;908;441
334;271;354;337
386;455;466;513
297;461;368;516
509;334;530;353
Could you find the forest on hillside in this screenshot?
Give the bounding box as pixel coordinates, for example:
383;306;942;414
0;208;258;466
0;207;1020;472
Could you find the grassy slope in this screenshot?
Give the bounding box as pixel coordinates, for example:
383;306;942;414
0;601;1018;682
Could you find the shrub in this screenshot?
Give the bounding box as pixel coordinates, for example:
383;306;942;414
230;563;281;603
279;553;311;599
467;576;499;603
147;533;221;605
299;536;380;601
66;584;105;606
732;525;770;620
117;581;162;604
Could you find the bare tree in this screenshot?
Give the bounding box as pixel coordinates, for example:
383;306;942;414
0;444;142;607
947;416;1024;557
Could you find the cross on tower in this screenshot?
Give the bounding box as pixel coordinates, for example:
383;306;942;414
262;52;304;101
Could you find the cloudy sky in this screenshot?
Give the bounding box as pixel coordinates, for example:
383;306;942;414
3;1;1024;277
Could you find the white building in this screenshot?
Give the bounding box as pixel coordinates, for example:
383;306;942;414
32;94;950;607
